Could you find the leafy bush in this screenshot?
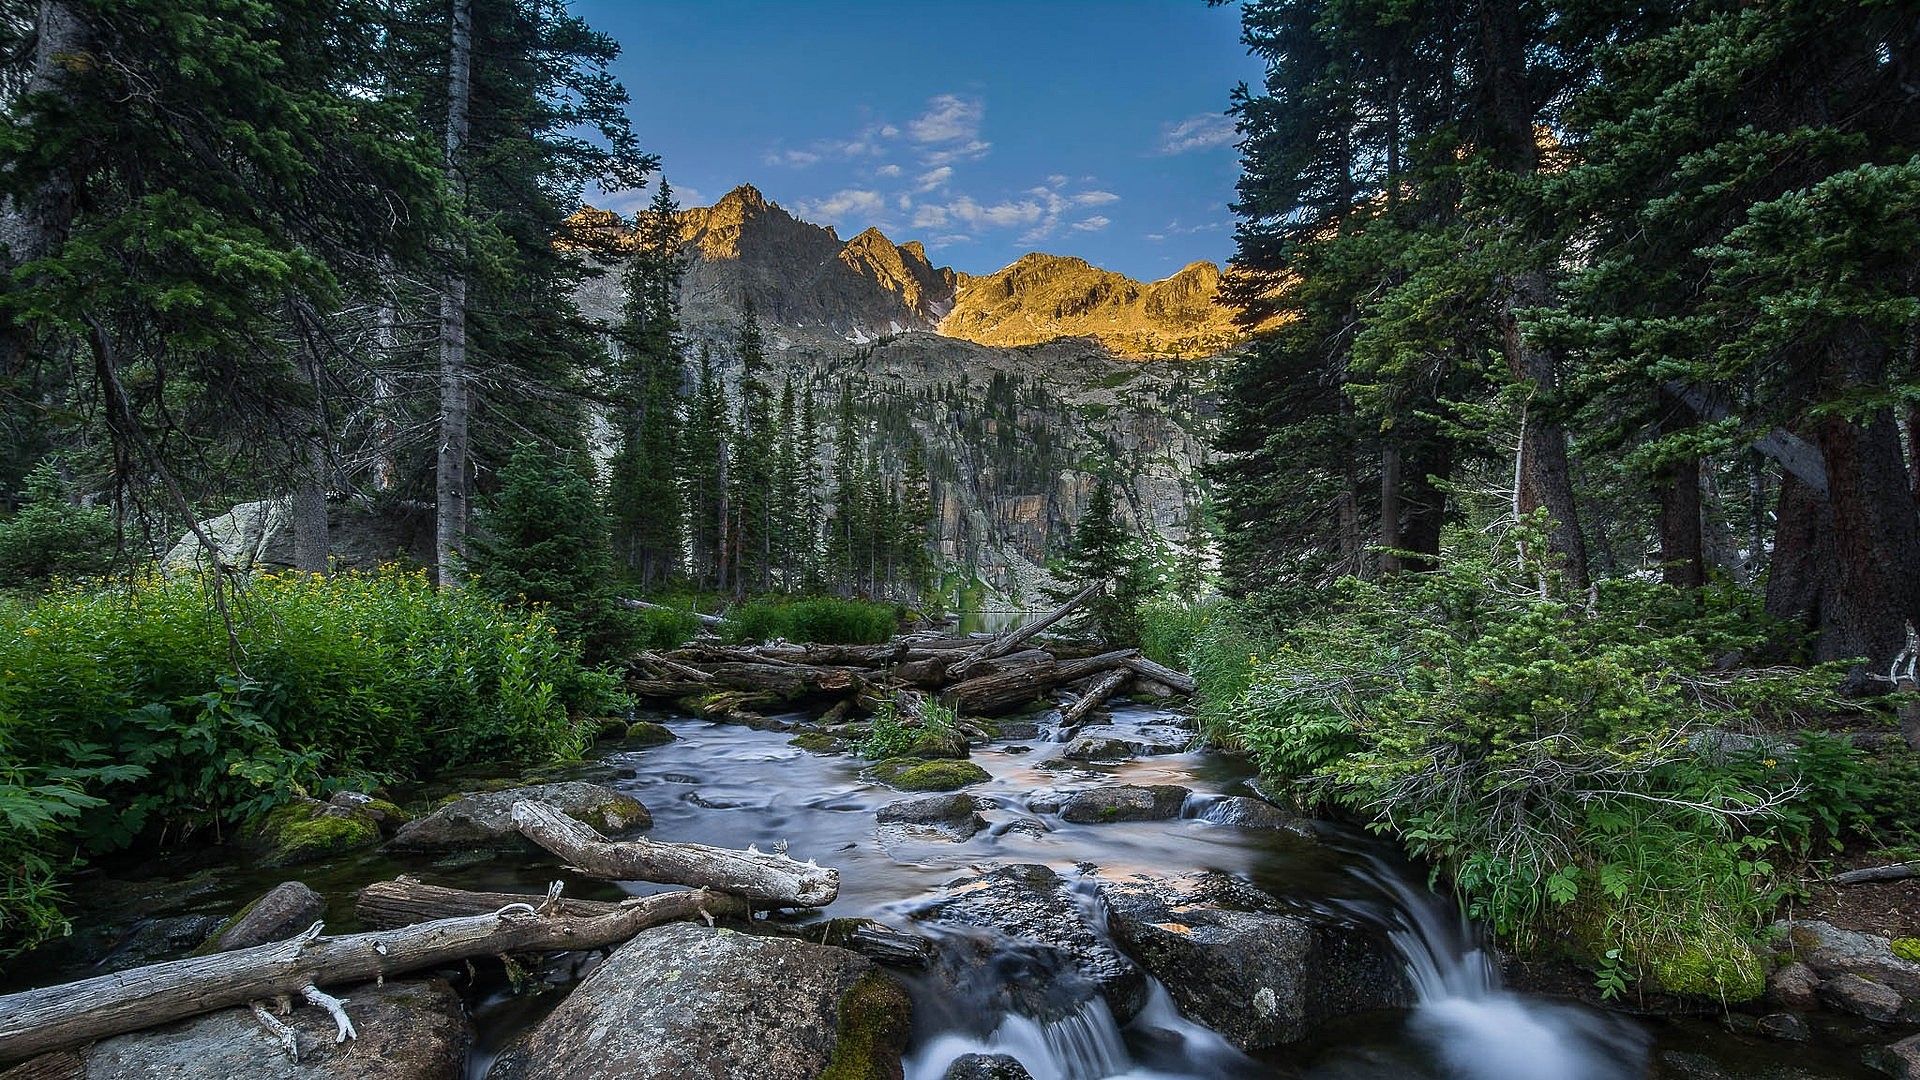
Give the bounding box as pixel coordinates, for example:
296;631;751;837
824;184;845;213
720;596;899;645
1137;596;1224;672
0;568;626;956
0;461;117;589
1203;515;1865;999
630;602;702;650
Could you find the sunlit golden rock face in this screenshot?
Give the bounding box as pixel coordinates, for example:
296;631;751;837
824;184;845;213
572;184;1243;357
938;253;1239;359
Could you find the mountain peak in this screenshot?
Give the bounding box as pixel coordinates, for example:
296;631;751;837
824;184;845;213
717;183;769;211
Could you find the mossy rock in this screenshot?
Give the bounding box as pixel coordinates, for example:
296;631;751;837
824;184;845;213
625;720;677;747
869;757;990;792
821;970;914;1080
790;732;845;754
251;800;380;868
905;727;970;760
591;716;631;741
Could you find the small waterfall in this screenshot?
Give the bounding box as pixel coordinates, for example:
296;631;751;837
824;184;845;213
903;995;1130;1080
1352;859;1650;1080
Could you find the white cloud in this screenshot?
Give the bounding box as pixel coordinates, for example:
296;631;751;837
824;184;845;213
911;204;950;229
1146;232;1167;242
876;163;902;177
916;166;953;192
1047;173;1068;186
796;188;888;222
929;233;974;248
1072;216;1111;232
1158;113;1237;155
765;147;822;168
921;139;992;167
1073;190;1120;207
910;94;983;144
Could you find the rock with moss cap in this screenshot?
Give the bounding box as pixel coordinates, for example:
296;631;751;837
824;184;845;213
624;720;677;747
195;881;326;954
387;781;649;853
249;798;382;868
486;922;911;1080
868;757;990;793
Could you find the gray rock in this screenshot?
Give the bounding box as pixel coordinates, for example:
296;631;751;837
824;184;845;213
1879;1033;1920;1079
1057;785;1191;824
1773;919;1920;1021
48;979;468;1079
916;863;1146;1021
1192;795;1316;838
1061;736;1136;761
388;782;649;852
1766;961;1820;1010
1070;723;1193;756
1098;871;1408;1049
163;495;432;575
994;720;1042;741
202;881;326;953
1817;972;1903;1022
877;793;986;842
486;923;911;1080
944;1054;1035;1080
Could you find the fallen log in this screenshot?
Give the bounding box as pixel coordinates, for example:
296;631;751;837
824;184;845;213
940;657;1059;715
1060;668;1131;731
0;887;743;1062
637;654;715;683
1125;655;1197;696
621;598;724;628
1832;862;1920;886
512;800;838;909
355;877;627;928
947;583;1101;679
1053;648;1142;682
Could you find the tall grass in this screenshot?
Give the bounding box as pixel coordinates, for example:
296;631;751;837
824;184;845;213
719;596;900;645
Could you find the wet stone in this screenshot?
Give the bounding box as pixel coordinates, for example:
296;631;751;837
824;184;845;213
387;781;649;853
1057;784;1191;824
944;1054;1035;1080
877;793;986;842
199;881;325;953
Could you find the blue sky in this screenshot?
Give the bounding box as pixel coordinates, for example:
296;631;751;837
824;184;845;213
575;0;1262;281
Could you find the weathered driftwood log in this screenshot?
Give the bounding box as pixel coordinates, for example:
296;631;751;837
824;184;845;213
1832;862;1920;886
1052;648;1143;682
637;654;715;683
354;877;630;928
0;887;741;1062
628;678;713;699
621;598;724;628
940;658;1059;715
1125;655;1197;696
756;642;909;666
947;582;1101;679
1060;668;1132;731
512;800;838;909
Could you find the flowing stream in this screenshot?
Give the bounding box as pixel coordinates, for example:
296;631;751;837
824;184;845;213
21;699;1889;1077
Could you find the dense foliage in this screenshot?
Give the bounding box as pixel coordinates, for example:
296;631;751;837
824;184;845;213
0;570;623;955
1181;518;1912;997
719;596;902;646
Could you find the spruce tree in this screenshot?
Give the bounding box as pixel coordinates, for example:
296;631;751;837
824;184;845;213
607;181;686;587
681;342;729;588
1048;474;1147;646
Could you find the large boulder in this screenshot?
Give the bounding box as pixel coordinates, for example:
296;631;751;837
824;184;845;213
1064;724;1192;757
163;496;433;575
248;798;383;868
486;922;911;1080
198;881;326;953
15;979;469;1079
1057;785;1190;824
915;863;1146;1021
1098;871;1408;1049
1190;795;1317;839
944;1055;1034;1080
387;782;649;853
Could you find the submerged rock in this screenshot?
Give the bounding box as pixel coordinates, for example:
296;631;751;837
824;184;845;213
198;881;326;954
1056;784;1190;824
31;978;468;1079
944;1054;1034;1080
916;863;1146;1021
1097;871;1408;1049
487;922;911;1080
387;782;649;853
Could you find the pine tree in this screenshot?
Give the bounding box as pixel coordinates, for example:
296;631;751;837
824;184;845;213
727;300;774;594
607;181;686;587
1047;473;1147;646
897;442;936;601
681;343;729;588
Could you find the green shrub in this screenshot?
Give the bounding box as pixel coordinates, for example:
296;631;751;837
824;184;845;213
0;461;117;589
1138;596;1223;672
0;568;626;956
858;697;960;760
1201;515;1863;1000
720;596;899;645
631;603;701;650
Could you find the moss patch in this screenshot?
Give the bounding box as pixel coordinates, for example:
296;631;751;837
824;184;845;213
790;732;843;754
254;803;379;868
869;758;990;792
625;721;677;747
1646;937;1767;1001
820;971;912;1080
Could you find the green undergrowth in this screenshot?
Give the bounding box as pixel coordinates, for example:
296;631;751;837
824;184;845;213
1184;515;1911;1001
0;567;627;957
858;697;962;760
719;595;901;645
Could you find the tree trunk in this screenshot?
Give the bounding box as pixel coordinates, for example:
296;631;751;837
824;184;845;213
290;327;330;574
1379;443;1404;574
1502;277;1589;590
1811;396;1920;667
434;0;473;587
371;279;401;493
1655;389;1704;589
0;0;89;376
355;879;628;928
949;581;1100;678
1400;441;1449;571
511;800;839;909
0;889;742;1062
1060;668;1131;732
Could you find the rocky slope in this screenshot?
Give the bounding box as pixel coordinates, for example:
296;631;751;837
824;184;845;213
573;184;1228;603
